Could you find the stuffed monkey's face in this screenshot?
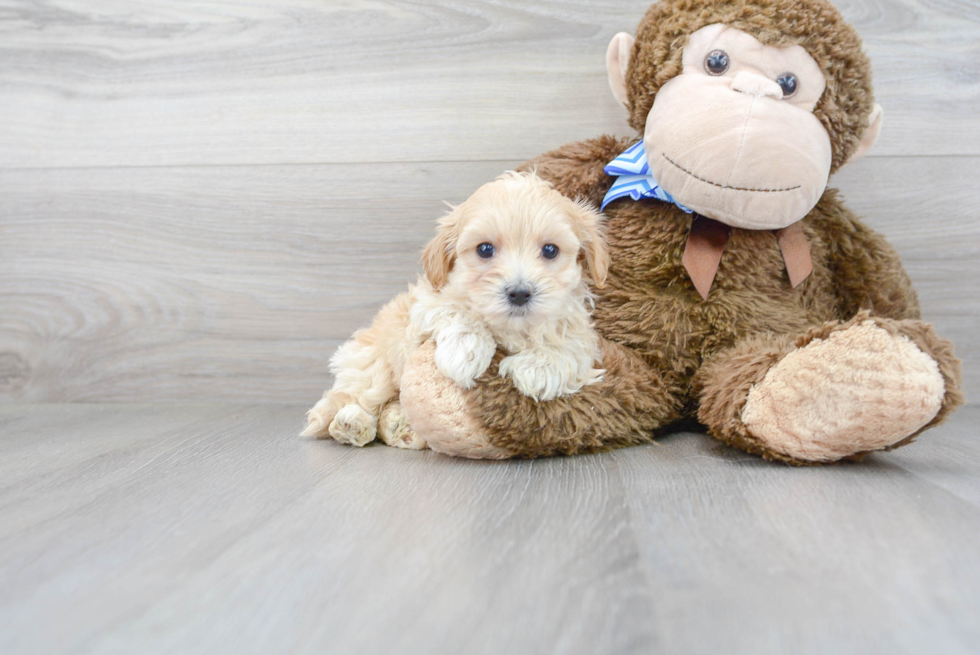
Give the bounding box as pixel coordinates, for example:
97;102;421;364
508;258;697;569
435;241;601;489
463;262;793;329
630;25;836;229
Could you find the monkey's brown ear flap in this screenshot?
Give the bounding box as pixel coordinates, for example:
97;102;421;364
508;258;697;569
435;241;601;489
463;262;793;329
568;200;610;288
844;103;883;166
606;32;635;109
421;206;462;290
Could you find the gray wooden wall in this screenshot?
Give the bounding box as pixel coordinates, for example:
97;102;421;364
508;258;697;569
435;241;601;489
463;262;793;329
0;0;977;404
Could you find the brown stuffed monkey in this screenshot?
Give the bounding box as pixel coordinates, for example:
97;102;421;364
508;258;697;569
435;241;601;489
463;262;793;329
396;0;964;464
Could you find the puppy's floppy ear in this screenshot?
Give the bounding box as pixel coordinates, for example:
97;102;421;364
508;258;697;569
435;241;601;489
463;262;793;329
421;204;463;289
567;199;609;288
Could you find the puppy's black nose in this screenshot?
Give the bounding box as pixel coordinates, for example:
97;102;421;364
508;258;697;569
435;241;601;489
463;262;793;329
507;287;532;307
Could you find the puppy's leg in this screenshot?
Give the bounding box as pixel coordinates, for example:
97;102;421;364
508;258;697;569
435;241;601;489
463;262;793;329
498;345;603;402
302;292;412;444
301;389;350;438
377;400;428;450
301;333;386;442
328;403;378;447
433;317;497;389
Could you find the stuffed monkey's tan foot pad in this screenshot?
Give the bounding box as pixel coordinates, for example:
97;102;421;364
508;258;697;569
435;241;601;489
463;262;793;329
742;320;945;462
378;401;428;450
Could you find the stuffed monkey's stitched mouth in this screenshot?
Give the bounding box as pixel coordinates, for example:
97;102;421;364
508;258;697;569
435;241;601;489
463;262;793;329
662;153;801;193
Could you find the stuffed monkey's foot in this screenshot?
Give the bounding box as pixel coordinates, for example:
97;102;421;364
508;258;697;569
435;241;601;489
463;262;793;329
327;403;377;447
400;341;511;459
378;401;427;450
741;319;945;462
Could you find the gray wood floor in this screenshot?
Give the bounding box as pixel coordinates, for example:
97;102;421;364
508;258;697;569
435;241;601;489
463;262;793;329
1;404;978;654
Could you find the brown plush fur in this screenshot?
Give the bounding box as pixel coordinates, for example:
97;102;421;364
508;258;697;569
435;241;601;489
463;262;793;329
460;135;963;462
401;0;963;464
693;331;799;463
626;0;875;172
473;337;685;456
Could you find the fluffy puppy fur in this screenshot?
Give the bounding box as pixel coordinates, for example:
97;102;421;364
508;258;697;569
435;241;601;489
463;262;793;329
302;171;609;449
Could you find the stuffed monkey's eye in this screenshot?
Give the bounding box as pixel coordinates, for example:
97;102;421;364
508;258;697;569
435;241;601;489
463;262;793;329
704;50;730;75
777;73;799;98
541;243;559;260
476;242;495;259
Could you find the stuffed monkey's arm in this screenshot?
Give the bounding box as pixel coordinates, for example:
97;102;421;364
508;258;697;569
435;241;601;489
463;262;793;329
516;135;635;208
810;193;921;320
400;336;684;458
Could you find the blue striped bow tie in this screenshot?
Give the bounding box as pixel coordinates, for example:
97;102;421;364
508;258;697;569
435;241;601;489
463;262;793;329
601;140;692;213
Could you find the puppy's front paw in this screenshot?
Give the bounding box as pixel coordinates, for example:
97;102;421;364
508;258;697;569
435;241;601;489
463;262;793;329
499;351;568;402
328;403;377;447
434;323;496;389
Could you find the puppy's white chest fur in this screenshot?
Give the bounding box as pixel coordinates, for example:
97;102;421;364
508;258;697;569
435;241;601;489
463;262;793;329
412;279;603;402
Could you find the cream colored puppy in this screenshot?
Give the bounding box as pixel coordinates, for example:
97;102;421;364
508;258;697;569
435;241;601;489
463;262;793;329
302;172;609;449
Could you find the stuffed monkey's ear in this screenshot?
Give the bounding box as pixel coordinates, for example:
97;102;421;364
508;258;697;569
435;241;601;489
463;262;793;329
843;103;883;167
421;205;462;290
568;200;609;288
606;32;635;109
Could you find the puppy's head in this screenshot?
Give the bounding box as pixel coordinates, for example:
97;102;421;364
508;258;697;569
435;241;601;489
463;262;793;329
422;171;608;326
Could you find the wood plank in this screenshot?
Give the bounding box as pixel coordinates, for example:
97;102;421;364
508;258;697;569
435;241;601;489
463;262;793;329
0;403;978;653
888;406;980;508
0;160;515;403
0;403;655;655
612;420;980;654
1;156;976;404
0;0;977;169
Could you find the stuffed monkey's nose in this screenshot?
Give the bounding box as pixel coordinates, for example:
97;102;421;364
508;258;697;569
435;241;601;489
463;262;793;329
730;71;783;100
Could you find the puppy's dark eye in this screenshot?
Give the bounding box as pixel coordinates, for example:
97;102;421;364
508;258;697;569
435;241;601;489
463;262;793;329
704;50;730;76
776;73;798;98
541;243;559;259
476;242;495;259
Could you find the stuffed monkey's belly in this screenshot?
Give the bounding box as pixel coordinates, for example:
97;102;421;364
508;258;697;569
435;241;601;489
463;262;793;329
595;206;835;387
